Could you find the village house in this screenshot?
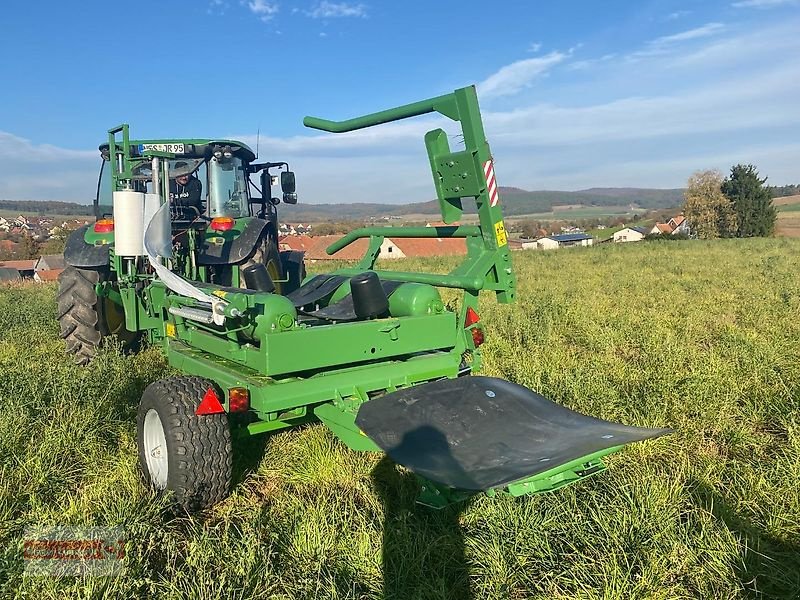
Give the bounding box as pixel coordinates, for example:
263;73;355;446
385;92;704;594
297;234;467;262
649;215;690;236
534;232;594;250
668;215;690;235
0;259;36;279
613;226;649;243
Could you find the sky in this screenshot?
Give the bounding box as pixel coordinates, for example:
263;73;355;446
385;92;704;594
0;0;798;204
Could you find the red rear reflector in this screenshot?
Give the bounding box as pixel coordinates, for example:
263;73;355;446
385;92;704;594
471;327;485;348
228;387;250;413
210;217;235;232
465;307;480;327
94;219;114;233
196;387;225;415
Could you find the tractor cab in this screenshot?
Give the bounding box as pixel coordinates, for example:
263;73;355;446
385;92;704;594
95;140;297;225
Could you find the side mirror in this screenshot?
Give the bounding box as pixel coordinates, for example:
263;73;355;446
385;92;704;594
280;171;296;194
283;192;298;204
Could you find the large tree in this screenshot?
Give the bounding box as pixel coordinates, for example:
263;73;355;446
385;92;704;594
682;170;737;239
722;164;776;237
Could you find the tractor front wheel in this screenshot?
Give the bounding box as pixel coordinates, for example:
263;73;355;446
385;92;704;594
137;376;232;512
57;266;139;365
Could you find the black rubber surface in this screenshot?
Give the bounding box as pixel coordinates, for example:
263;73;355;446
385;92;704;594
356;376;671;490
310;279;404;321
285;274;348;309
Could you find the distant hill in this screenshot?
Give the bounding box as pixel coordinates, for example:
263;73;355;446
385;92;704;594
0;200;93;216
280;186;685;221
1;186;686;221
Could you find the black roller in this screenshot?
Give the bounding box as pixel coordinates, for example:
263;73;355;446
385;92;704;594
242;263;275;293
350;272;389;319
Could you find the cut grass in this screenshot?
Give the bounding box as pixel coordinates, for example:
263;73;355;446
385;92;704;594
1;239;799;598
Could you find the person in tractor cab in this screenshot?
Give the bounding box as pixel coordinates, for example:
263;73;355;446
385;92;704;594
169;162;203;218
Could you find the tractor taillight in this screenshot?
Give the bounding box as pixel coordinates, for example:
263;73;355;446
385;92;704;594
210;217;235;232
228;387;250;413
464;307;485;347
94;219;114;233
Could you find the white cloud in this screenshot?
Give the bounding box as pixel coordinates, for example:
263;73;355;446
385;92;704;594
0;132;97;201
567;53;616;70
3;18;800;204
207;0;228;15
247;0;279;22
666;10;691;20
478;52;567;99
528;42;542;53
732;0;798;7
627;22;725;60
653;22;725;44
307;1;367;18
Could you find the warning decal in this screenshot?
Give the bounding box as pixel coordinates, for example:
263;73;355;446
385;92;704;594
494;221;508;247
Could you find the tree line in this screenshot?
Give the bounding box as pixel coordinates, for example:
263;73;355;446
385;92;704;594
682;164;777;239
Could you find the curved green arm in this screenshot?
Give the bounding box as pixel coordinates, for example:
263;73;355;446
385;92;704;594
326;226;482;255
304;92;460;133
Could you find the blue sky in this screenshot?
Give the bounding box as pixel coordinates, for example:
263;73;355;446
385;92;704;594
0;0;798;204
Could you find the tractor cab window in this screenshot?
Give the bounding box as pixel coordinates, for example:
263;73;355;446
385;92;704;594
208;156;249;219
95;159;113;218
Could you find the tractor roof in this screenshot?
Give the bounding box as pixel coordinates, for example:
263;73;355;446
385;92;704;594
98;139;256;162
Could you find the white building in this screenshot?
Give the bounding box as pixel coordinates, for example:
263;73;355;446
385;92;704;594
613;226;649;243
535;233;594;250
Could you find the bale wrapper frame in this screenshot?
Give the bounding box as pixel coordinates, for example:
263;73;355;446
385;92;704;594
62;85;669;511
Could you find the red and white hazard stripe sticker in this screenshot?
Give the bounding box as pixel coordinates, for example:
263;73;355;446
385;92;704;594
483;159;499;207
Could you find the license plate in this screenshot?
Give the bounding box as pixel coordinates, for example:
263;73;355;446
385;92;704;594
139;143;185;154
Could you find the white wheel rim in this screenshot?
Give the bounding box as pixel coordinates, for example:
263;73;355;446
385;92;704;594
143;409;168;489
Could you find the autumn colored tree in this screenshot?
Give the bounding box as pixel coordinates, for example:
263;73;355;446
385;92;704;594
682;170;737;239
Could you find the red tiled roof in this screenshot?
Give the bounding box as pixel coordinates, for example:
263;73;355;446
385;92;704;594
306;235;371;261
392;237;467;257
0;259;36;270
35;269;64;282
670;215;685;227
655;223;673;234
278;234;316;252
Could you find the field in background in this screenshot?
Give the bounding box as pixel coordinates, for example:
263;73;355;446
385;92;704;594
1;240;800;598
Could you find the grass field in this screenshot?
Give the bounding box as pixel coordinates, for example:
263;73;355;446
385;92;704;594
1;239;800;599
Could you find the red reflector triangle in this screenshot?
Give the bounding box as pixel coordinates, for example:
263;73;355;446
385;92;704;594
465;307;480;327
196;387;225;415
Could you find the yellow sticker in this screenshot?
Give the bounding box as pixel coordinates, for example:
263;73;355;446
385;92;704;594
213;290;228;299
165;323;176;338
494;221;508;247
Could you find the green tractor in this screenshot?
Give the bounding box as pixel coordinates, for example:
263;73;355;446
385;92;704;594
59;85;670;511
59;134;304;364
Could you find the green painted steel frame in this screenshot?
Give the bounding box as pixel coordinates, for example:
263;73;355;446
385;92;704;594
305;85;516;306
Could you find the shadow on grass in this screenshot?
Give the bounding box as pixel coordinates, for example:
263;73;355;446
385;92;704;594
690;480;800;598
230;430;272;489
371;427;474;600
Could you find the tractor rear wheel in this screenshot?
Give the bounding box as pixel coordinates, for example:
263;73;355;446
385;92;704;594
137;376;232;512
57;266;139;365
240;232;283;294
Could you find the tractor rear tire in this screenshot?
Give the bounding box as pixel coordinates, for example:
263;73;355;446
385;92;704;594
240;232;283;294
137;376;232;512
57;266;139;365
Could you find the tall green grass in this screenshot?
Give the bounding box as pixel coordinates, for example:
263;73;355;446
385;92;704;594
1;238;799;599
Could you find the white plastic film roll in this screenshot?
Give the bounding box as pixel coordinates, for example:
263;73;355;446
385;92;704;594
113;191;146;256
